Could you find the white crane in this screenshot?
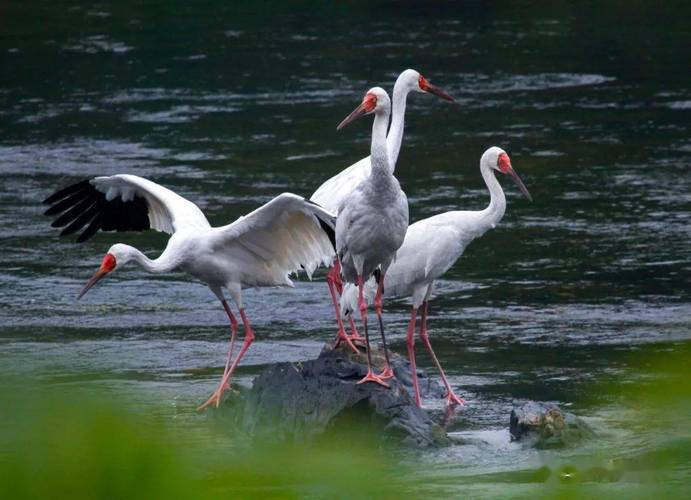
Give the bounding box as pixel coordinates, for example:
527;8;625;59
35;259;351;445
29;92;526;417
43;175;336;410
311;69;454;351
339;147;532;406
335;87;409;387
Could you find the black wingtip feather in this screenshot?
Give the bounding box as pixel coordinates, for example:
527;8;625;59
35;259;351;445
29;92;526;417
51;196;98;228
43;180;91;205
43;178;151;243
60;204;99;236
77;212;103;243
43;188;94;217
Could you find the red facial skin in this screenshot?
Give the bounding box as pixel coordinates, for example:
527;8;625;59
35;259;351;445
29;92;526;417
418;74;456;102
498;152;512;173
418;74;430;91
362;93;377;112
101;253;117;273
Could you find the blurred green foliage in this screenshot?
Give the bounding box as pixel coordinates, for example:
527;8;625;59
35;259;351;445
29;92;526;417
0;384;405;499
0;342;688;498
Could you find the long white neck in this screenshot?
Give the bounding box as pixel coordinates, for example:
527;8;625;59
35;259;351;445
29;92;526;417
125;245;179;274
386;80;410;170
477;160;506;232
370;106;392;184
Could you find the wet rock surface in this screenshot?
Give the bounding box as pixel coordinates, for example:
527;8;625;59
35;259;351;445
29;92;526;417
219;344;450;447
510;401;594;448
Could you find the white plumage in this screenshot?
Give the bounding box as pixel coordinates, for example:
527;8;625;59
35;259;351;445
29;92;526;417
44;175;336;410
339;147;532;407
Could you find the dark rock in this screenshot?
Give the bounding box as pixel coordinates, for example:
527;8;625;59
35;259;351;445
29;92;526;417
510;401;594;448
221;344;450;447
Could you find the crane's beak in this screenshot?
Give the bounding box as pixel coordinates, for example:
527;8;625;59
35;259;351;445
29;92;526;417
78;253;116;300
337;103;368;130
423;81;455;102
506;167;533;202
78;269;108;299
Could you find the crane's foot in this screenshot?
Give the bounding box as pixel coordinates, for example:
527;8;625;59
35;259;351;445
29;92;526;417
197;390;223;412
445;390;466;407
197;382;239;411
378;365;395;379
333;328;360;354
349;331;366;345
356;369;390;388
347;317;366;345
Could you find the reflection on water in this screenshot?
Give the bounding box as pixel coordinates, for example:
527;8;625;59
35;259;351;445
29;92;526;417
1;0;689;489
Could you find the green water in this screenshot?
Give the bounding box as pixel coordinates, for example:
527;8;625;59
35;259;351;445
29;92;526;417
1;1;690;495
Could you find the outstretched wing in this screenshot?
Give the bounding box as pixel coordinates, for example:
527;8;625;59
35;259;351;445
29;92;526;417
43;174;210;242
210;193;336;282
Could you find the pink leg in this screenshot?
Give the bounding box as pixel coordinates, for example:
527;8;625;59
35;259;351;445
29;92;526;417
419;301;465;406
374;276;394;379
356;275;389;388
348;316;365;344
199;299;238;406
406;307;421;407
328;260;344;294
220;299;239;383
327;269;359;354
198;308;256;411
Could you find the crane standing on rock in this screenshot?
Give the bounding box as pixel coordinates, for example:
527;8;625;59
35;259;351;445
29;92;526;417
43;175;337;410
340;147;532;405
311;69;454;351
335;87;409;387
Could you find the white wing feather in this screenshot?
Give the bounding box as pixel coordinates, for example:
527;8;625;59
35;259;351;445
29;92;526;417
90;174;210;234
210;193;336;284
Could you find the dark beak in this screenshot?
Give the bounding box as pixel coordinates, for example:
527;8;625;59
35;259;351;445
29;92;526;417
424;82;455;102
507;167;533;202
77;268;109;300
337;103;368;130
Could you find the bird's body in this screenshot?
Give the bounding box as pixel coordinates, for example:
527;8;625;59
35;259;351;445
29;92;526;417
43;174;336;409
340;204;505;312
336;163;409;284
340;147;532;406
335;87;409;386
